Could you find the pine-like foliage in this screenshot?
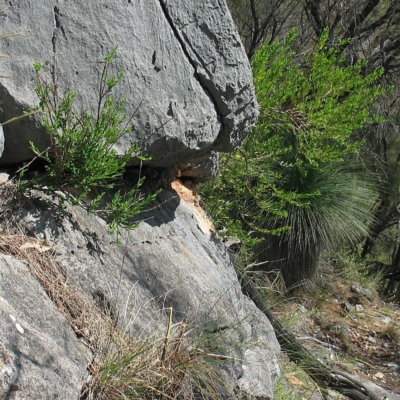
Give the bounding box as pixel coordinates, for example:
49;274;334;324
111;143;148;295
20;49;160;235
202;30;387;289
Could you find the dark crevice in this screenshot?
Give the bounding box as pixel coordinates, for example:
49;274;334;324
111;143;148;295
51;19;57;55
157;0;225;131
52;5;67;60
51;4;68;89
54;5;66;39
51;6;59;83
91;289;119;324
157;1;203;79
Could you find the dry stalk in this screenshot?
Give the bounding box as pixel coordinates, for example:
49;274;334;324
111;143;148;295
0;184;234;399
0;225;229;399
0;230;113;350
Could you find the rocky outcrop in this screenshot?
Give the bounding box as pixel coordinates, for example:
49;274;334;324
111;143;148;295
0;1;279;398
0;125;3;159
0;185;280;399
0;255;87;399
0;0;258;177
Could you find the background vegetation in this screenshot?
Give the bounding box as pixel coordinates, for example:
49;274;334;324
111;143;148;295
203;0;400;296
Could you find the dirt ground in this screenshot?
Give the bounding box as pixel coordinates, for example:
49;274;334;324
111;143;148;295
272;261;400;398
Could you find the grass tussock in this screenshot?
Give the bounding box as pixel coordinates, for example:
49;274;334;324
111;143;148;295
274;359;327;400
83;319;229;400
0;185;235;400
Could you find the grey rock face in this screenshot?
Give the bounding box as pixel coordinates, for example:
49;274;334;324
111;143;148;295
7;188;279;399
0;125;4;159
0;0;257;175
0;255;87;400
350;284;374;302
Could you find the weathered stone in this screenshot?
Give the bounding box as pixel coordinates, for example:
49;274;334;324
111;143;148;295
7;187;279;398
351;284;374;302
0;172;8;184
0;0;257;176
0;255;87;399
0;1;275;396
0;125;4;159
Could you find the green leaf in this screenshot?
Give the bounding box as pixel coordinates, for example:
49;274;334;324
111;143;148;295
23;49;159;236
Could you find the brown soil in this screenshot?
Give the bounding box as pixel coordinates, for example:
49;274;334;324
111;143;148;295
275;262;400;396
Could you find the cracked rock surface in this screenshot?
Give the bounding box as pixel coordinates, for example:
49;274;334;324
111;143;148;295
0;256;86;400
1;189;280;399
0;0;257;176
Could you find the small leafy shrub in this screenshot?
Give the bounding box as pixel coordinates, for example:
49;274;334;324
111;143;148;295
21;48;160;234
202;29;386;288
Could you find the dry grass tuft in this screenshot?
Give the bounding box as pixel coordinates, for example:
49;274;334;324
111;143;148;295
0;223;105;346
0;185;234;399
380;323;399;344
83;317;228;400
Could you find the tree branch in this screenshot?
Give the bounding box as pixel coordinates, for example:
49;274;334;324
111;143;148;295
304;0;325;37
343;0;381;40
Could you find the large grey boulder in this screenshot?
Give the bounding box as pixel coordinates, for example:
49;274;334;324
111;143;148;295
0;125;4;159
0;255;87;399
0;0;257;177
3;186;280;398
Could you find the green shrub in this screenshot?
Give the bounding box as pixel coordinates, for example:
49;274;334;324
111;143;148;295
202;30;386;288
22;48;160;234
